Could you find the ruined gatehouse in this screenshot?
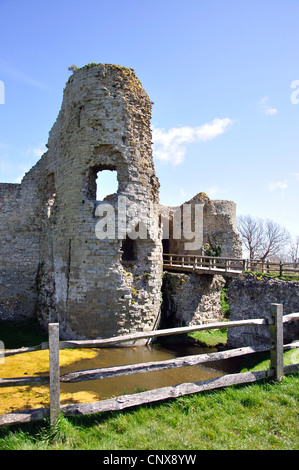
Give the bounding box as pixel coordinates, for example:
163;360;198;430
0;64;241;339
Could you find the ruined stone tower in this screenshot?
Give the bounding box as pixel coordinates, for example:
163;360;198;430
0;64;243;337
40;64;163;339
0;64;163;340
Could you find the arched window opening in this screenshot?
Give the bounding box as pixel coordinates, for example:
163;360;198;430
96;169;118;201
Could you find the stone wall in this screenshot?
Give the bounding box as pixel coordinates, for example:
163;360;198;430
161;272;226;328
227;275;299;348
0;162;47;320
159;192;242;258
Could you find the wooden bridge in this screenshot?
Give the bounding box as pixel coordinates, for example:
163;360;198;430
163;254;245;276
163;254;299;277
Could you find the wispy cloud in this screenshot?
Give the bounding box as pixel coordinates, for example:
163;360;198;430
268;180;288;191
0;142;46;183
0;60;46;89
268;173;299;192
259;96;278;116
14;144;47;181
25;145;47;159
179;188;188;199
152;118;233;165
207;185;227;197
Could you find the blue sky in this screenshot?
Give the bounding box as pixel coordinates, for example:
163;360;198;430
0;0;298;238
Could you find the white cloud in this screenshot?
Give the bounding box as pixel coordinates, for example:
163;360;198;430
265;108;278;116
15;171;28;183
152;118;233;165
15;144;47;181
179;188;188;199
268;180;288;191
268;172;299;192
259;96;278;116
25;144;47;159
0;157;30;183
207;185;227;197
33;146;47;159
0;60;46;89
0;142;47;183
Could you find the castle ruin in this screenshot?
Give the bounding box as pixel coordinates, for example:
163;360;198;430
0;64;241;339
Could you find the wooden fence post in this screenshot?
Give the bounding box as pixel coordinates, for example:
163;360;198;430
193;257;197;270
49;323;60;426
270;304;284;381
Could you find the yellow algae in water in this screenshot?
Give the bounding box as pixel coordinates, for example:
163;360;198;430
0;348;99;415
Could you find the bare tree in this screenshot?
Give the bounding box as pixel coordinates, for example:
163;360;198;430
237;215;290;260
289;235;299;265
259;219;290;260
237;215;264;259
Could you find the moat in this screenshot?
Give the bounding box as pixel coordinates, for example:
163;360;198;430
59;342;239;401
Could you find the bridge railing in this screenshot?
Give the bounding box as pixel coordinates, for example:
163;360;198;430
163;253;245;272
163;254;299;276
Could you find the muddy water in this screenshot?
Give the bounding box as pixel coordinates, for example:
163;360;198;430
60;343;237;401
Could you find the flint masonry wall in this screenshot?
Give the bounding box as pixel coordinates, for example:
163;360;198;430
227;275;299;348
161;272;226;328
0;158;48;320
160;192;242;258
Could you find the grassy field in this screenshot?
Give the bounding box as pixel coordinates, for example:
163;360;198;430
0;320;298;450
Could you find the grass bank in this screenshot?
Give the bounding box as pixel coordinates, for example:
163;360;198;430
244;270;299;282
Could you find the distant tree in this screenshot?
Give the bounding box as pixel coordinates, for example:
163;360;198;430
260;219;291;260
289;235;299;265
237;215;290;260
237;215;263;259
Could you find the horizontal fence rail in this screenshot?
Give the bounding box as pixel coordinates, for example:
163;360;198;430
163;254;299;277
0;305;298;428
3;318;274;352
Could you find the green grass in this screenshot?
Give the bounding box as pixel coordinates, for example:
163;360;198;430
244;270;299;282
241;348;299;372
187;287;230;347
188;328;228;347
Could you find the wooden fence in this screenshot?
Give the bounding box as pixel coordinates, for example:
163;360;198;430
244;260;299;277
0;303;298;428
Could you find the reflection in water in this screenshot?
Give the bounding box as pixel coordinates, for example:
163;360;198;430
60;344;232;401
